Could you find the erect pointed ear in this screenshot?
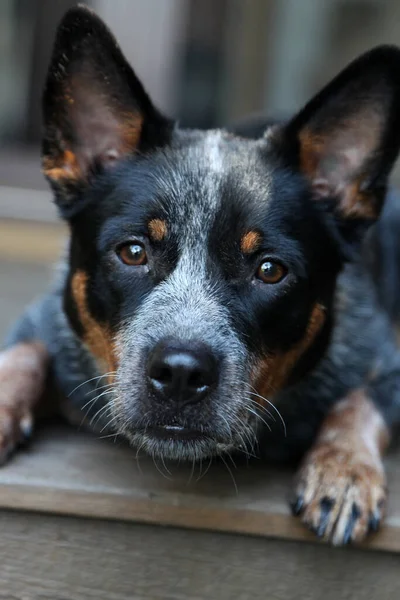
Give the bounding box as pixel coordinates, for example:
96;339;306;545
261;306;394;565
278;46;400;223
42;5;172;211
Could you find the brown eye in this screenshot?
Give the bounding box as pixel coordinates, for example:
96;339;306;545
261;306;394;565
256;260;287;284
118;242;147;266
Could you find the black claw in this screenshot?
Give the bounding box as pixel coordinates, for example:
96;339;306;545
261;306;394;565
320;496;335;512
342;503;361;545
316;497;335;538
368;511;381;533
291;495;305;515
20;421;33;445
377;498;386;512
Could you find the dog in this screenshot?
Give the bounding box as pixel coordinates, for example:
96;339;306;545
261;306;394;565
2;4;400;546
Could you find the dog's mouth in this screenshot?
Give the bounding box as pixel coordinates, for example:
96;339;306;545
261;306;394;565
138;424;209;442
125;421;235;460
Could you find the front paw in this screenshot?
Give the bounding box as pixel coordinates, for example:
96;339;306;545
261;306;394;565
0;342;48;465
292;444;386;546
0;408;33;465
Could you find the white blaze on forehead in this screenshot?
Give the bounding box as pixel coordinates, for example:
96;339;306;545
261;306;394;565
204;130;225;175
202;129;273;202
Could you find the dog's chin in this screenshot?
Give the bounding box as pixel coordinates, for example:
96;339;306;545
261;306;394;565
125;426;234;461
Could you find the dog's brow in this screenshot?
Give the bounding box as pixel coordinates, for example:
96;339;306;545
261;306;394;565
241;231;261;254
148;218;168;242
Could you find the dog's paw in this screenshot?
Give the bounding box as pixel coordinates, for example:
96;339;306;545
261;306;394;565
291;444;386;546
0;342;48;466
0;408;33;465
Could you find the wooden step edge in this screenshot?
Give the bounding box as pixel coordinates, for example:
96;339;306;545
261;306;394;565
1;482;400;554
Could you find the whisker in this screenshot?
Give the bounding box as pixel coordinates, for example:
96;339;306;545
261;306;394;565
222;405;257;456
244;403;272;433
98;432;121;440
85;382;115;397
82;388;115;424
89;399;114;428
152;455;172;481
80;397;98;417
220;454;238;495
80;386;114;413
219;414;234;442
247;389;287;437
135;439;146;476
197;457;203;482
68;371;117;397
99;412;120;433
196;456;213;482
247;398;277;423
187;457;197;486
236;445;258;460
227;452;238;470
160;454;172;476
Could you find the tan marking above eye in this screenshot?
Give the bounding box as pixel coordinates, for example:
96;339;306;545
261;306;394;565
148;218;167;242
241;231;261;254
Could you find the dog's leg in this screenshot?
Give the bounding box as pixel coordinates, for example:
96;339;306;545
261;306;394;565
292;389;389;545
0;342;49;464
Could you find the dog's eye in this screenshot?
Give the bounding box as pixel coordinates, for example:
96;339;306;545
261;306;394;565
118;242;147;266
256;260;287;284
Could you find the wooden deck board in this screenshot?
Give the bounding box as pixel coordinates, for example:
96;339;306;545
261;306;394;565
0;425;399;553
1;510;400;600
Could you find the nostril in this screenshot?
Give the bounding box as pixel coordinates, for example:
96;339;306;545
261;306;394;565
187;369;207;391
152;366;173;385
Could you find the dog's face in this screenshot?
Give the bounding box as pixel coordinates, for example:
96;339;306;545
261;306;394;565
43;7;400;460
63;131;337;460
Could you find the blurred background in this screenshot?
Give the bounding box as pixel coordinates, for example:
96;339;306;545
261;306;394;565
1;0;400;339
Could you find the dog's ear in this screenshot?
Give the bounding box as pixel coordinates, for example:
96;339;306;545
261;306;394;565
277;46;400;225
42;5;172;211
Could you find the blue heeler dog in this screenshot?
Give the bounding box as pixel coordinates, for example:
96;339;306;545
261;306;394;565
3;5;400;546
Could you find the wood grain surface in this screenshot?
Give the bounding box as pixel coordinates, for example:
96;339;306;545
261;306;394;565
0;425;399;553
0;510;399;600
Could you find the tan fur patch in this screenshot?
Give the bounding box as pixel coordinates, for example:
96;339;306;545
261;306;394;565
148;218;168;242
42;149;81;183
120;112;143;152
241;231;261;254
254;302;326;398
299;129;324;184
0;342;49;458
299;125;379;220
43;112;143;183
0;342;49;410
71;270;118;374
316;389;389;458
294;389;388;544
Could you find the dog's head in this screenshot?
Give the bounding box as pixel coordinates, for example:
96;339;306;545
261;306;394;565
43;6;400;460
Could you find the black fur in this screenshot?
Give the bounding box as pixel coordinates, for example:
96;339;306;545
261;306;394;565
42;5;173;215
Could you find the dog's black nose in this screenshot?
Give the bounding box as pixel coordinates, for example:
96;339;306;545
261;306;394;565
147;340;218;405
